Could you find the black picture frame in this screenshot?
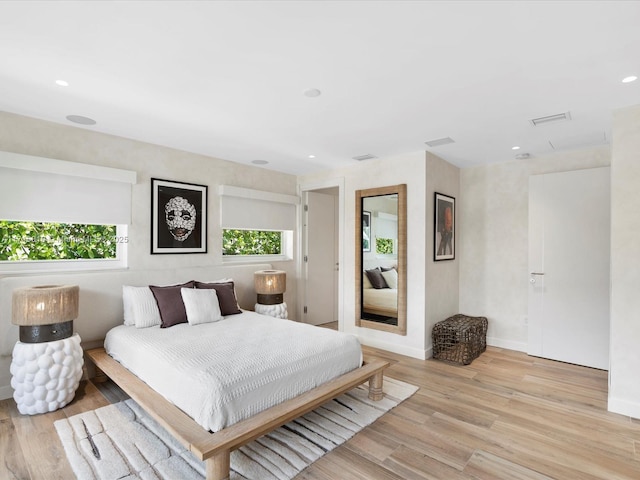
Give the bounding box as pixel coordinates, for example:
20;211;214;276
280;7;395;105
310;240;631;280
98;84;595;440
362;210;371;252
151;178;207;254
434;192;455;261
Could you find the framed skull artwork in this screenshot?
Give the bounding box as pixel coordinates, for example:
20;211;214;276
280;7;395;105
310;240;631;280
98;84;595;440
151;178;207;254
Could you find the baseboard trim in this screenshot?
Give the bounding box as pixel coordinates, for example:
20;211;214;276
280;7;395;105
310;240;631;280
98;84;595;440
359;335;526;360
0;384;13;401
608;396;640;420
358;337;428;360
487;336;527;353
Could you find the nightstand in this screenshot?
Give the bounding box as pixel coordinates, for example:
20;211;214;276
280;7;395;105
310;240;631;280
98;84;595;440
10;285;83;415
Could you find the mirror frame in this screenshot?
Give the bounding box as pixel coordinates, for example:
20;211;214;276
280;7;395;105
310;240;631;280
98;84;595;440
355;184;407;335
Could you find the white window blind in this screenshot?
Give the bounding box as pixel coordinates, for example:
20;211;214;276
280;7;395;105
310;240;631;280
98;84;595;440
219;185;298;231
0;151;136;225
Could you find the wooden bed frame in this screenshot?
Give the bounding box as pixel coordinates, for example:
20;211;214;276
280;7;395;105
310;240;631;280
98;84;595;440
86;348;389;480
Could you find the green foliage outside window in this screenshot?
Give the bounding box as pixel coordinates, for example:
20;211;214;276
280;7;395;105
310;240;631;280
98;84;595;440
376;237;394;255
223;229;282;256
0;221;118;261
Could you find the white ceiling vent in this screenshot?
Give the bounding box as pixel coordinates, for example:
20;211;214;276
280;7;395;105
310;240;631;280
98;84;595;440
425;137;455;147
548;131;607;150
352;154;377;161
530;112;571;127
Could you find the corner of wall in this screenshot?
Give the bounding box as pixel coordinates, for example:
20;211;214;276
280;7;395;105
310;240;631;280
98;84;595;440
609;103;640;419
424;152;461;347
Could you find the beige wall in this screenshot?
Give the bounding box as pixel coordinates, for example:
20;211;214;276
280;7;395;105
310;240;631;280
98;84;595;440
459;145;611;350
609;104;640;418
299;151;429;358
425;152;460;351
0;111;297;272
0;111;298;399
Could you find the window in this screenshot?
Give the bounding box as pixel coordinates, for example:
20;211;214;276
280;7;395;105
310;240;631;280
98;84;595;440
219;185;298;262
0;151;136;272
0;221;124;261
222;229;282;256
376;237;394;255
0;221;128;272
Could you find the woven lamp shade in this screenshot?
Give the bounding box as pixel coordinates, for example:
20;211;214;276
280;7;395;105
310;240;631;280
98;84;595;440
254;270;286;295
12;285;79;326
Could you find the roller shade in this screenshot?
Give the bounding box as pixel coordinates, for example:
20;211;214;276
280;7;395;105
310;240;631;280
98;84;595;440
219;185;298;231
0;152;136;225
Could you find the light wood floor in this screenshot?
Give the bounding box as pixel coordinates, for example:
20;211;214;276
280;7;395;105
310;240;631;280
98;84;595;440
2;344;640;479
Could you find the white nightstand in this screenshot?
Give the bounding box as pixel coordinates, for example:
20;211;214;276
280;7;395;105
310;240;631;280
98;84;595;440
11;285;83;415
255;302;288;319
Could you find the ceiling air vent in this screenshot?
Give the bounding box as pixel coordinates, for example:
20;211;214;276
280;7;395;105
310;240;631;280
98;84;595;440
425;137;455;147
530;112;571;127
352;154;377;161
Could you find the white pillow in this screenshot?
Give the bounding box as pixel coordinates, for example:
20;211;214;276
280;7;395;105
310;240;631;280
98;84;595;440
181;287;223;325
381;268;398;289
362;272;373;289
122;285;162;328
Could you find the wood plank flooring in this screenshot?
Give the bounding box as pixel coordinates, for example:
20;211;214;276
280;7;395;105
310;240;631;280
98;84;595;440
2;344;640;479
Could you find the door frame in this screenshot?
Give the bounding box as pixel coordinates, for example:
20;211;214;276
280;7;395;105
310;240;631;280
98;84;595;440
527;167;611;370
298;178;344;330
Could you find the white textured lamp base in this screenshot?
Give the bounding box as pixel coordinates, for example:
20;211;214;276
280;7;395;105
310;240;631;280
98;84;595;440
255;302;288;319
10;333;84;415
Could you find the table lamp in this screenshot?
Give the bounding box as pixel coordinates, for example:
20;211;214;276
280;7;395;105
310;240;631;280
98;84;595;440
10;285;84;415
254;270;288;319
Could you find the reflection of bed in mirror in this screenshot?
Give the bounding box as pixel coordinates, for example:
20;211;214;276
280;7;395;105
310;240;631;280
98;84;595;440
363;287;397;317
355;184;407;335
362;262;398;321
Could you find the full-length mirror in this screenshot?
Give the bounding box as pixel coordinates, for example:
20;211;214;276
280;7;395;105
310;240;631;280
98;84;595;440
355;184;407;335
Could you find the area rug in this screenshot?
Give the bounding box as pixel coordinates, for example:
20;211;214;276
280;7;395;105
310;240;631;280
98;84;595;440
55;377;418;480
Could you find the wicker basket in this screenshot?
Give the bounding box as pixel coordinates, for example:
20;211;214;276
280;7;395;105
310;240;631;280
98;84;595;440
432;314;488;365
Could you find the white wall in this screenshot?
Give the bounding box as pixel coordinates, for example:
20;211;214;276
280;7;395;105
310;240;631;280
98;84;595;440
609;103;640;418
425;152;460;353
300;151;429;359
0;111;298;399
459;145;611;351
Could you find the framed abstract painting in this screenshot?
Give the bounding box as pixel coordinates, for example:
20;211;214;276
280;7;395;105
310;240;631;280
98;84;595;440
151;178;207;254
434;192;455;261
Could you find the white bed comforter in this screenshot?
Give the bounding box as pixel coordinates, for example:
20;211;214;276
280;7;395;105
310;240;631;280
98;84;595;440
104;311;362;432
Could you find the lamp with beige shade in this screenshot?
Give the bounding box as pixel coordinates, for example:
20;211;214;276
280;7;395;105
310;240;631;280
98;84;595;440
254;270;288;319
10;285;83;415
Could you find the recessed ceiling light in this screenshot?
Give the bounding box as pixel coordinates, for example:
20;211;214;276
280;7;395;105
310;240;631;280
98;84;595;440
66;115;96;125
512;146;521;150
251;159;269;165
55;79;69;87
303;88;321;98
622;75;638;83
308;155;316;159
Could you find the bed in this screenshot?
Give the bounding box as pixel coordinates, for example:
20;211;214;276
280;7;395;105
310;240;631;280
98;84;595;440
87;282;388;480
103;311;364;432
362;266;398;318
363;287;398;317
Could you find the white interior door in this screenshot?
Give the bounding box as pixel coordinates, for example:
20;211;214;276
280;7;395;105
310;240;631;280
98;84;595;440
303;191;338;325
528;167;610;370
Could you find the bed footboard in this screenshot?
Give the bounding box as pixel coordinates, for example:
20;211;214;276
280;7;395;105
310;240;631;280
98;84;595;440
86;348;388;480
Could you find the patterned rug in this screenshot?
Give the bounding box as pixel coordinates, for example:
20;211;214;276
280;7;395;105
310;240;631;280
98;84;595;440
55;377;418;480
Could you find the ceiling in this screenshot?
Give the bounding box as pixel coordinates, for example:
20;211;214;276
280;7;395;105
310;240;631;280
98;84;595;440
1;1;639;176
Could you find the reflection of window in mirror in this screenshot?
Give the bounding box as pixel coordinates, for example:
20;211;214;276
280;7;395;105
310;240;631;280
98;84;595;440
355;185;406;336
